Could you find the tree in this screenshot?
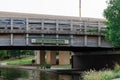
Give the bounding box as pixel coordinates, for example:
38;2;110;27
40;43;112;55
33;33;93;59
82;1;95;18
7;50;34;59
0;50;7;59
104;0;120;47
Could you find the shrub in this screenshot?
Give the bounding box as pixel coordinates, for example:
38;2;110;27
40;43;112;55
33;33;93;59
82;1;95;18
82;64;120;80
38;62;51;69
82;70;114;80
45;64;51;68
31;59;35;64
82;70;105;80
114;63;120;72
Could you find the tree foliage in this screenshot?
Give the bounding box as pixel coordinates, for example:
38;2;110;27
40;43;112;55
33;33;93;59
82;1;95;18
0;50;7;59
0;50;34;59
104;0;120;47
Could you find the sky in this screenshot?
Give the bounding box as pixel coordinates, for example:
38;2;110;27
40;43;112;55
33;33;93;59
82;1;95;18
0;0;107;18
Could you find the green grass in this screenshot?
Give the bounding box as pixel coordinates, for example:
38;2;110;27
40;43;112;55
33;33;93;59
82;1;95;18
0;57;34;65
0;57;71;69
82;64;120;80
52;65;71;69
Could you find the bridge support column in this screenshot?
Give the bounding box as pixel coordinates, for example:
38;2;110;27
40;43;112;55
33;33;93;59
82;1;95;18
72;52;120;71
59;51;70;65
46;51;56;65
36;50;45;64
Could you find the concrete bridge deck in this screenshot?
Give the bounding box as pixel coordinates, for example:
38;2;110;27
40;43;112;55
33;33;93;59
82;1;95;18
0;11;110;48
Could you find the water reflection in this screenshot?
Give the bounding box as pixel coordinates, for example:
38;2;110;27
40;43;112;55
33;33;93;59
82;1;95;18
0;68;28;80
0;68;81;80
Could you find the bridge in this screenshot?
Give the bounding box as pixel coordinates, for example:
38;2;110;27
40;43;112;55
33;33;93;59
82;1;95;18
0;12;119;70
0;12;110;49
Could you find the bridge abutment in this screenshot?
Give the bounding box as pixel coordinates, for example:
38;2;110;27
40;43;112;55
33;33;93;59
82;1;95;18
35;50;71;65
59;51;70;65
36;50;45;64
46;51;56;65
72;51;120;71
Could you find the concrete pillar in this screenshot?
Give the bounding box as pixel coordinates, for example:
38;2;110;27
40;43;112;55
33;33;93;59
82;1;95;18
46;51;56;65
59;51;70;65
36;50;45;64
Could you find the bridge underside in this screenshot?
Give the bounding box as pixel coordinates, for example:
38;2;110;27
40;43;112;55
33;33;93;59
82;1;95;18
0;46;120;71
0;46;115;51
72;54;120;71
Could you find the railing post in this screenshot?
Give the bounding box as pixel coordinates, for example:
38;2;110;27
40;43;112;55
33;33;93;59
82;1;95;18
84;21;87;46
26;18;29;45
70;20;73;31
10;18;13;31
26;18;29;31
10;18;13;46
98;21;101;46
41;19;44;30
56;19;59;31
10;34;13;45
26;34;29;45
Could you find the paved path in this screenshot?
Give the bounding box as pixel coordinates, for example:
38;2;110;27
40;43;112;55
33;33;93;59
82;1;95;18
0;65;37;70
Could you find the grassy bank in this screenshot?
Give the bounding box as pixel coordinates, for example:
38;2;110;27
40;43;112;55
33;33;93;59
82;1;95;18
0;57;71;69
82;64;120;80
0;57;34;65
51;65;71;69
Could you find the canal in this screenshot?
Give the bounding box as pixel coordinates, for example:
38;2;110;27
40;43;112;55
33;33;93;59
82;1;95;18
0;68;81;80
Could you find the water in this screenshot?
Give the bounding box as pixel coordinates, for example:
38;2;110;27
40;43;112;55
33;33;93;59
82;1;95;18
0;68;82;80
